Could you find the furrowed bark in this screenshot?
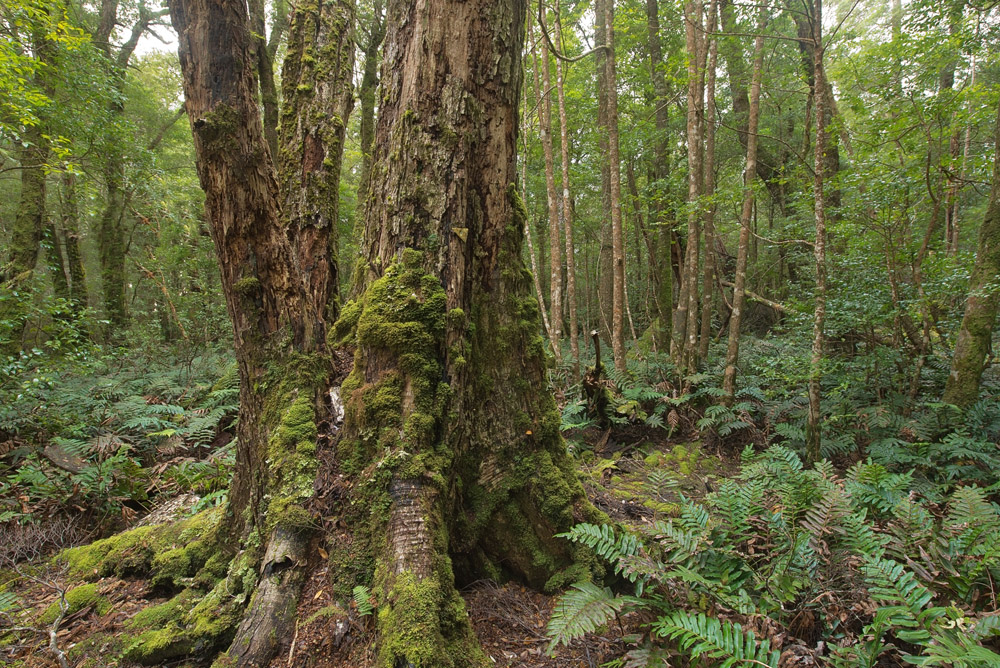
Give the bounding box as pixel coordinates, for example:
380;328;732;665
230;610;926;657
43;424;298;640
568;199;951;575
279;0;355;326
167;1;329;665
341;0;603;660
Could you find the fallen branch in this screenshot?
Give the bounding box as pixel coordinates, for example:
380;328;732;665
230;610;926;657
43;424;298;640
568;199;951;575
719;280;786;313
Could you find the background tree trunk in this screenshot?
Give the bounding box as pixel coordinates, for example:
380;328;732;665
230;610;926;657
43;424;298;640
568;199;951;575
646;0;673;352
604;0;627;371
806;0;827;462
555;7;579;376
722;7;766;405
943;97;1000;408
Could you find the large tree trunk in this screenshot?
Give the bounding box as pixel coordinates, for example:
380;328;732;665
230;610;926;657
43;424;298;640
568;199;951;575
943;97;1000;408
164;1;598;667
165;2;330;666
722;7;766;405
347;0;600;662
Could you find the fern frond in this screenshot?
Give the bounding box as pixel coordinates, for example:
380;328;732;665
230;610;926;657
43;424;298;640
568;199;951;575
546;582;628;652
653;610;780;667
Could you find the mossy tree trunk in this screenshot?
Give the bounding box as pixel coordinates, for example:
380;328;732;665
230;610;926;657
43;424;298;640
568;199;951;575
943;97;1000;409
93;2;168;334
336;0;602;662
168;0;336;665
165;0;596;666
59;173;87;311
279;0;355;325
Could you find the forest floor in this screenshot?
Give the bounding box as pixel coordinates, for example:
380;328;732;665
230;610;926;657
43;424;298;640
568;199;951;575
2;425;731;668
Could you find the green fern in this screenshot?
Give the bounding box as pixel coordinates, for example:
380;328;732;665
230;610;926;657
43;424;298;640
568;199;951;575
652;610;781;668
353;585;374;617
557;523;642;581
546;582;629;652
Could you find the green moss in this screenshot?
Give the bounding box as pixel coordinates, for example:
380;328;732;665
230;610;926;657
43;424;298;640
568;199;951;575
126;590;199;630
376;571;484;668
233;276;259;296
123;578;241;665
38;584;110;625
57;508;221;581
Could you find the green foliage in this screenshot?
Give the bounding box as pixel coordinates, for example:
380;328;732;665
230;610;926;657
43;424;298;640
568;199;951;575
652;611;781;668
549;445;1000;665
0;349;237;525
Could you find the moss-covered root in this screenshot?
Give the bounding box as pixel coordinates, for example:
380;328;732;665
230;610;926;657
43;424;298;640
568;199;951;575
224;526;310;667
375;479;486;668
57;508;222;583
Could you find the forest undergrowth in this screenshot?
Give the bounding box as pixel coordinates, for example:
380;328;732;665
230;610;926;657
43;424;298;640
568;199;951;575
2;332;999;667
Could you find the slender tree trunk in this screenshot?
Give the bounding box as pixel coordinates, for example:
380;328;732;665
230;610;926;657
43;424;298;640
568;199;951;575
595;0;614;346
604;0;627;371
44;221;69;300
678;0;704;373
722;7;765;405
522;81;554;341
60;173;88;311
719;0;785;212
98;158;127;331
279;0;355;326
698;0;718;362
943;97;1000;408
529;18;563;361
554;8;579;376
806;0;827;462
646;0;673;352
